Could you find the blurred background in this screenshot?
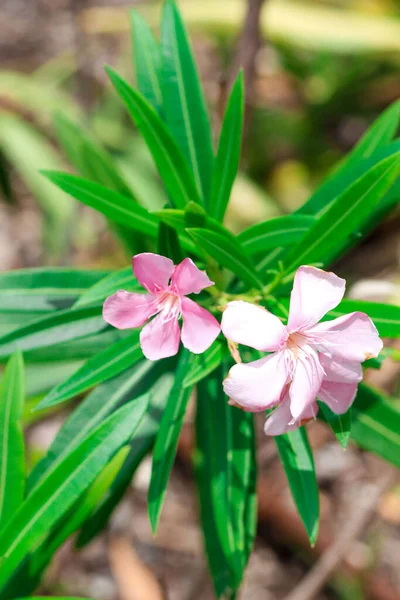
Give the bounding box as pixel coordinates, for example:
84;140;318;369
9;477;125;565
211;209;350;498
1;1;400;598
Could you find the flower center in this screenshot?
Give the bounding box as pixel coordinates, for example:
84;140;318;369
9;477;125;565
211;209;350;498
285;332;307;359
157;291;181;319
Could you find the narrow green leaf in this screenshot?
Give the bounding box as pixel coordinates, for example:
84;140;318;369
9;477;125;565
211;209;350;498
42;172;159;239
148;350;192;532
299;104;400;217
28;447;130;582
338;100;400;170
183;340;224;387
0;352;25;529
275;427;319;545
54;113;133;198
283;154;400;275
0;306;106;360
53;113;140;254
238;214;316;259
0;397;149;588
187;227;263;290
36;331;143;409
210;72;244;221
76;371;174;548
318;402;351;449
352;383;400;468
158;220;183;264
0;268;108;313
28;362;154;492
106;66;201;208
74;267;139;308
328;299;400;338
161;0;214;202
131;11;163;113
195;370;255;598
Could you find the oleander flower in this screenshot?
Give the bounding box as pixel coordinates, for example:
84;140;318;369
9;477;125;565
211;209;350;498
221;266;383;435
103;253;220;360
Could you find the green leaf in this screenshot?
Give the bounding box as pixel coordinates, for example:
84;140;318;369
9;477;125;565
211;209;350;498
158;220;183;263
106;66;201;209
283;154;400;276
28;446;131;581
0;306;106;360
183;340;224;387
131;11;163;113
328;299;400;338
36;331;143;410
0;352;25;529
42;172;159;239
318;403;351;449
74;267;139;308
0;397;149;588
352;383;400;468
156;204;236;240
297;139;400;223
238;214;316;259
195;369;256;597
28;362;154;492
337;100;400;171
76;371;174;548
275;427;319;545
0;268;108;313
186;228;263;290
54;113;133;198
53;113;140;254
148;350;192;532
210;72;244;222
161;0;214;202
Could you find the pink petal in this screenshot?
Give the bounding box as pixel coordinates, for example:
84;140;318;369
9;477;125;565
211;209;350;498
288;266;346;331
223;351;289;412
132;253;174;294
171;258;214;296
264;395;318;436
319;353;362;384
289;350;324;420
140;311;180;360
180;296;220;354
103;291;157;329
307;312;383;362
221;300;286;352
318;380;357;414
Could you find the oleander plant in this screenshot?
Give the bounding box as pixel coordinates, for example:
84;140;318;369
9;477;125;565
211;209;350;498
1;1;400;598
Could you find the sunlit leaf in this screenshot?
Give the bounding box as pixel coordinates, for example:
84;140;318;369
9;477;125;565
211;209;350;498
161;0;214;203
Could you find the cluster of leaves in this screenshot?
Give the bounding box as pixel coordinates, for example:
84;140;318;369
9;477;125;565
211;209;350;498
1;2;400;598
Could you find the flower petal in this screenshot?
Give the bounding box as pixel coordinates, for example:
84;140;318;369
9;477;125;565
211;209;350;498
171;258;214;295
307;312;383;362
223;351;289;412
289;350;324;420
319;353;362;384
318;380;357;414
264;394;318;436
180;296;220;354
140;311;180;360
288;266;346;331
132;253;174;294
221;300;285;352
103;291;157;329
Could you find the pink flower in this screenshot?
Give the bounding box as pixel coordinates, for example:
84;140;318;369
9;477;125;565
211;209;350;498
103;253;221;360
221;266;383;435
